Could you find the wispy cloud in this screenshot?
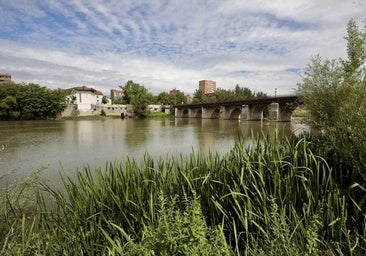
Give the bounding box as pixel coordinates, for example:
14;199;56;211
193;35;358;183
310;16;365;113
0;0;364;95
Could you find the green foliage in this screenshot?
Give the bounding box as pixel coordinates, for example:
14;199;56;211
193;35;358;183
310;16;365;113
234;84;254;99
214;88;236;101
194;85;263;103
0;171;44;255
0;82;68;120
297;19;366;181
104;193;231;256
157;90;187;105
1;134;365;255
102;95;108;104
120;80;153;118
192;89;207;103
297;19;365;128
148;111;172;119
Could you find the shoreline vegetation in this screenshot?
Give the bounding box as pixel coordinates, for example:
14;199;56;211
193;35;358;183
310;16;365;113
60;111;173;121
1;133;365;255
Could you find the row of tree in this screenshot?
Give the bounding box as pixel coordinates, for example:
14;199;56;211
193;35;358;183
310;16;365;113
0;82;69;120
0;79;261;120
192;84;266;103
113;80;188;118
114;80;262;117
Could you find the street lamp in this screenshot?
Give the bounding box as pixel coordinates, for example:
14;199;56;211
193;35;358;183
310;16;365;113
275;88;277;97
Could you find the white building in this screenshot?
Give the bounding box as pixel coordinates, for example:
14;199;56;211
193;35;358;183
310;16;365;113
69;86;104;111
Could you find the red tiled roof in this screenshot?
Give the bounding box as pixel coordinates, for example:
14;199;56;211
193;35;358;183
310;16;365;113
71;86;104;96
71;86;96;92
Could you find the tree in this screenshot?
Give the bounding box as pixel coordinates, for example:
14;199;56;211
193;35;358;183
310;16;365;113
297;19;366;171
157;91;187;105
102;95;108;104
192;89;207;103
120;80;153;118
234;85;254;99
343;19;366;78
214;88;235;101
0;82;68;120
296;20;366;243
172;91;187;105
297;19;365;129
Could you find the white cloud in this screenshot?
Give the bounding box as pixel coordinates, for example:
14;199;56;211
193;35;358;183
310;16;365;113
0;0;364;96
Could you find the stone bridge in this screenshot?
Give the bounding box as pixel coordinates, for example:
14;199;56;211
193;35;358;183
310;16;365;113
174;95;299;122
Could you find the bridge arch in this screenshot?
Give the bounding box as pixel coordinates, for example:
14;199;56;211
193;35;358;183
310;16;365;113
182;109;189;118
228;107;242;120
210;109;220;119
195;109;202;118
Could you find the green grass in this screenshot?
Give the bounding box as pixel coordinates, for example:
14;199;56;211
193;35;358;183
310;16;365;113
147;111;173;119
1;133;365;255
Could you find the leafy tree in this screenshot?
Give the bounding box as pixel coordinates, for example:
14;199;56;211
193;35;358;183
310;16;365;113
119;80;153;118
157;91;187;105
254;91;267;97
192;89;207;103
297;19;366;188
214;88;235;101
0;82;68;120
234;84;254;99
102;95;108;104
343;19;366;78
297;19;365;131
172;91;187;105
157;92;171;105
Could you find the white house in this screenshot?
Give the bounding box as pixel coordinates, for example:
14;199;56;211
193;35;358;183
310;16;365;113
69;86;104;111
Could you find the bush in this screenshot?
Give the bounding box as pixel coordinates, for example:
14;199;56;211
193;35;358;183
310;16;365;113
104;193;231;256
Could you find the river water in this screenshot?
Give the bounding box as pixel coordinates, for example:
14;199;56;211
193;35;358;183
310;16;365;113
0;118;308;187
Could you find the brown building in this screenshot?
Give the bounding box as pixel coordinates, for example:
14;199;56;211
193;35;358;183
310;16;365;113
110;89;123;102
0;73;11;83
199;80;216;95
169;89;181;95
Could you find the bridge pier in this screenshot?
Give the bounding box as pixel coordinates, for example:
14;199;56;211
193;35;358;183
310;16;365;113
241;104;264;121
202;107;210;119
269;103;292;122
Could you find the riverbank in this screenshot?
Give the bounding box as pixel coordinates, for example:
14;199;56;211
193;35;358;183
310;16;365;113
61;111;172;120
1;134;364;255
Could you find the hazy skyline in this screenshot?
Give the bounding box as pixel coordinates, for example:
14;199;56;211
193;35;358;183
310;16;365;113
0;0;365;96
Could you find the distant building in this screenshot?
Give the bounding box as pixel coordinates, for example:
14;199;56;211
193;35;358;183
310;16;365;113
169;89;181;95
199;80;216;95
185;94;193;103
110;89;123;102
0;73;11;83
69;86;104;111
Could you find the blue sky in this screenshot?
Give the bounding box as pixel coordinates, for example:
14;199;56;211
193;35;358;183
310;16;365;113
0;0;365;95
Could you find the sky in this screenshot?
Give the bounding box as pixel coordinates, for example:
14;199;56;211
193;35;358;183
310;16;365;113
0;1;365;96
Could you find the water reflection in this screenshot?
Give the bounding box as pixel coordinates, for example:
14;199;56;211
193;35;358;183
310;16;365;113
0;118;309;188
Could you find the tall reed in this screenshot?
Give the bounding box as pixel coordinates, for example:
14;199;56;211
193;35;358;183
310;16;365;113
1;133;365;255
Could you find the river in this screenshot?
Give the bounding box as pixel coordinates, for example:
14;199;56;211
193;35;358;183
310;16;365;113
0;118;308;187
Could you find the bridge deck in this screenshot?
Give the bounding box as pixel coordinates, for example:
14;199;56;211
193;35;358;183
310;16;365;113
174;95;299;109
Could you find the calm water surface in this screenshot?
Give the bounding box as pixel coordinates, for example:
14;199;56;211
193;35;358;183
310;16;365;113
0;118;308;187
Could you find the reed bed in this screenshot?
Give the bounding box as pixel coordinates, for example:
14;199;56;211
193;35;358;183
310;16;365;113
1;133;365;255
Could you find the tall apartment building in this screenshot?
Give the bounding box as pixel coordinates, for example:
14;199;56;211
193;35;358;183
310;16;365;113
0;73;11;83
199;80;216;95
